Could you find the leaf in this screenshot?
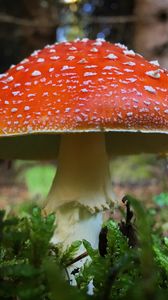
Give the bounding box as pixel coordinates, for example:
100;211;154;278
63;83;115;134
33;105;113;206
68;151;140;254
106;220;129;259
83;239;98;259
153;193;168;207
154;245;168;274
61;240;82;266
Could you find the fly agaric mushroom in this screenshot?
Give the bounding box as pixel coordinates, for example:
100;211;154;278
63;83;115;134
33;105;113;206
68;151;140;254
0;39;168;249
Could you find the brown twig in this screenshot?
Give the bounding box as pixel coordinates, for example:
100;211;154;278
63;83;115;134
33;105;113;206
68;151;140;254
0;13;58;27
89;15;138;24
0;13;156;27
66;251;88;267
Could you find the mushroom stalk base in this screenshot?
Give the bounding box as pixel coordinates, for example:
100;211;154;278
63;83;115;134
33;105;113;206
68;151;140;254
45;133;114;245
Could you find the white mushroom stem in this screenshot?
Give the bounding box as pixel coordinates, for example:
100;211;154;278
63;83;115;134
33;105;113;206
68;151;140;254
44;132;114;246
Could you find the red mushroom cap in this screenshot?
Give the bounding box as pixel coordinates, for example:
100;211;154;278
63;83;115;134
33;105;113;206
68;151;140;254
0;39;168;136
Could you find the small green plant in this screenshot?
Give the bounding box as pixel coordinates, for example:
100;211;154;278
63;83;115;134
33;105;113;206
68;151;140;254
153;193;168;207
0;196;168;300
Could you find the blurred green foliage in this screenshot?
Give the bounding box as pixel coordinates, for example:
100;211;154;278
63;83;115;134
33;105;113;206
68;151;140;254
154;193;168;207
23;165;55;199
1;196;168;299
16;161;56;199
110;154;158;183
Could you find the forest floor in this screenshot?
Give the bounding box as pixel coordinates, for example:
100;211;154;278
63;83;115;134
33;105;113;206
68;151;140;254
0;154;167;210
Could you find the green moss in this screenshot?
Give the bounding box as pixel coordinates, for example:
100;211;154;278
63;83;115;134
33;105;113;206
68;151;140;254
1;196;168;299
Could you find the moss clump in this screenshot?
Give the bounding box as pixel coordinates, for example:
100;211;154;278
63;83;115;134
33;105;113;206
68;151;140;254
1;196;168;300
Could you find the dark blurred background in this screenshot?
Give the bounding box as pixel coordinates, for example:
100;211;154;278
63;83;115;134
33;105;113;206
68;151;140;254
0;0;168;210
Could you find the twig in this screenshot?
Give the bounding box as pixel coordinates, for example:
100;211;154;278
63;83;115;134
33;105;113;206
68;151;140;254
0;13;156;27
66;251;88;267
89;15;137;24
0;13;58;27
